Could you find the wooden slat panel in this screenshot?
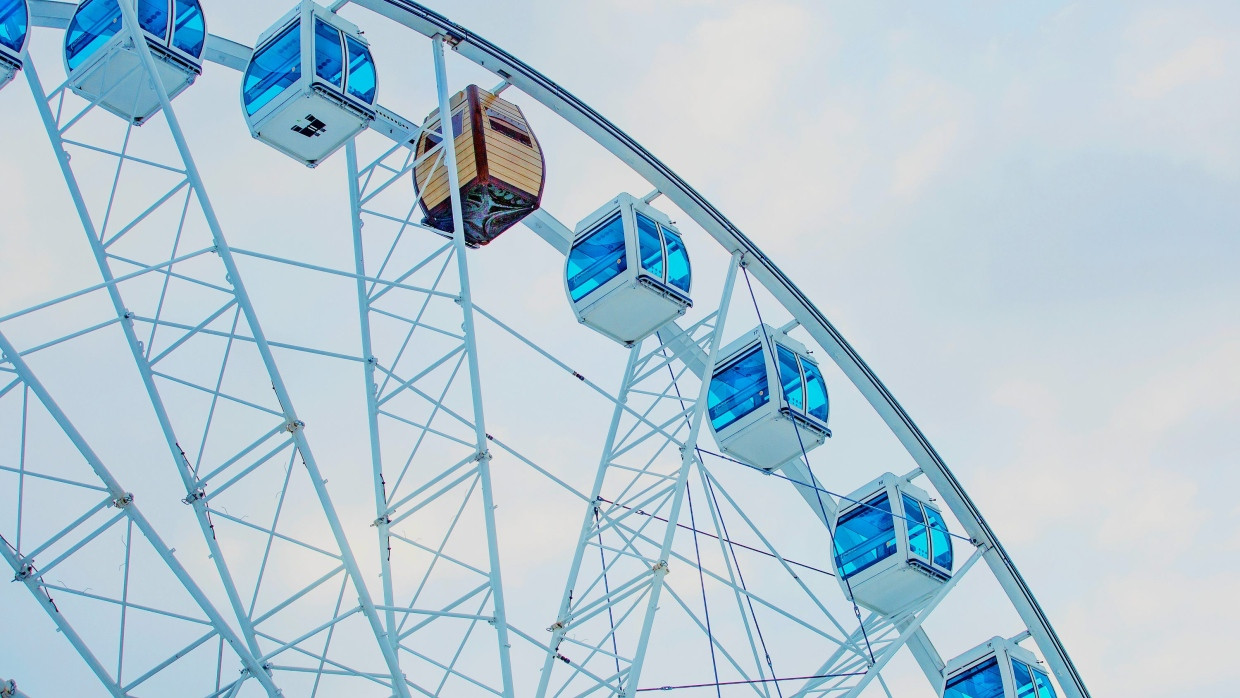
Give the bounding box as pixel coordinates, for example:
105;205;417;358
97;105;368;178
417;87;545;207
483;129;544;195
418;142;479;208
484;131;542;166
487;162;541;196
415;132;476;185
483;143;542;183
486;147;543;177
420;155;478;190
420;161;478;207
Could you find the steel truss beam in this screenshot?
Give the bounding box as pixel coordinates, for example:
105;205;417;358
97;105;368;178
0;329;279;697
524;212;958;695
336;3;1088;696
341;33;516;697
20;4;409;695
537;254;742;697
18;1;1089;695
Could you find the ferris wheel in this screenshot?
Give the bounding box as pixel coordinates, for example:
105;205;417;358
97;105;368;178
0;1;1091;697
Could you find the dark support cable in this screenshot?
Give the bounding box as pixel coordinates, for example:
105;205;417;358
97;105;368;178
596;497;833;577
594;504;622;680
636;671;868;692
742;267;877;665
357;5;1090;694
662;355;722;696
703;475;783;698
685;484;722;698
694;447;972;544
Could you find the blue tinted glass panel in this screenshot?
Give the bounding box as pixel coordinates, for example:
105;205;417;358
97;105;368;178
137;0;168;38
1012;660;1036;698
171;0;204;56
635;213;664;279
65;0;122;70
708;346;770;433
925;506;953;570
0;0;27;53
1033;670;1056;698
777;345;804;411
801;357;828;422
314;19;343;88
903;494;929;560
243;23;300;116
945;658;1004;698
567;215;627;302
833;494;897;579
663;227;691;293
344;36;376;104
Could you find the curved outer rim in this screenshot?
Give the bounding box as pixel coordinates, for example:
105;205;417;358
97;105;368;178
23;1;1089;695
350;3;1089;695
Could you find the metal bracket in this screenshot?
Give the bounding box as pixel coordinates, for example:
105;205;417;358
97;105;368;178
14;563;35;582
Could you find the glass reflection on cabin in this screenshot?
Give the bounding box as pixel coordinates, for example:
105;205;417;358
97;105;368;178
241;1;377;167
832;473;953;616
414;85;545;247
564;193;691;345
945;657;1004;698
706;326;829;470
943;637;1058;698
1011;659;1056;698
833;493;897;579
0;0;28;90
62;0;206;124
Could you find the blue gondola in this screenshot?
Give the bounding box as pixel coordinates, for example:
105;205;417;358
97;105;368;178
565;193;692;345
706;325;830;470
63;0;206;123
0;0;28;91
832;473;954;616
943;636;1058;698
241;1;377;166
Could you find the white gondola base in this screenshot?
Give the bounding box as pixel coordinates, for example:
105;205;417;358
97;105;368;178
722;410;826;471
577;279;688;347
248;86;370;166
67;36;198;124
833;474;955;617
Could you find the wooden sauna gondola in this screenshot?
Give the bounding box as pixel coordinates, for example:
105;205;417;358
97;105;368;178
414;84;545;247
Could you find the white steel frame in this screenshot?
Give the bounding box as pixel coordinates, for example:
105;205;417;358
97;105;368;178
0;328;279;697
4;1;1091;696
20;2;408;695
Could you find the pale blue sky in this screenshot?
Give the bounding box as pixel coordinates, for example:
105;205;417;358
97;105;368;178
1;1;1237;696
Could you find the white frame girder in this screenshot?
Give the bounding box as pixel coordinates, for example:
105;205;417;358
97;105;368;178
537;253;742;697
0;329;280;697
335;3;1089;695
20;3;410;695
340;30;517;697
13;2;1091;696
